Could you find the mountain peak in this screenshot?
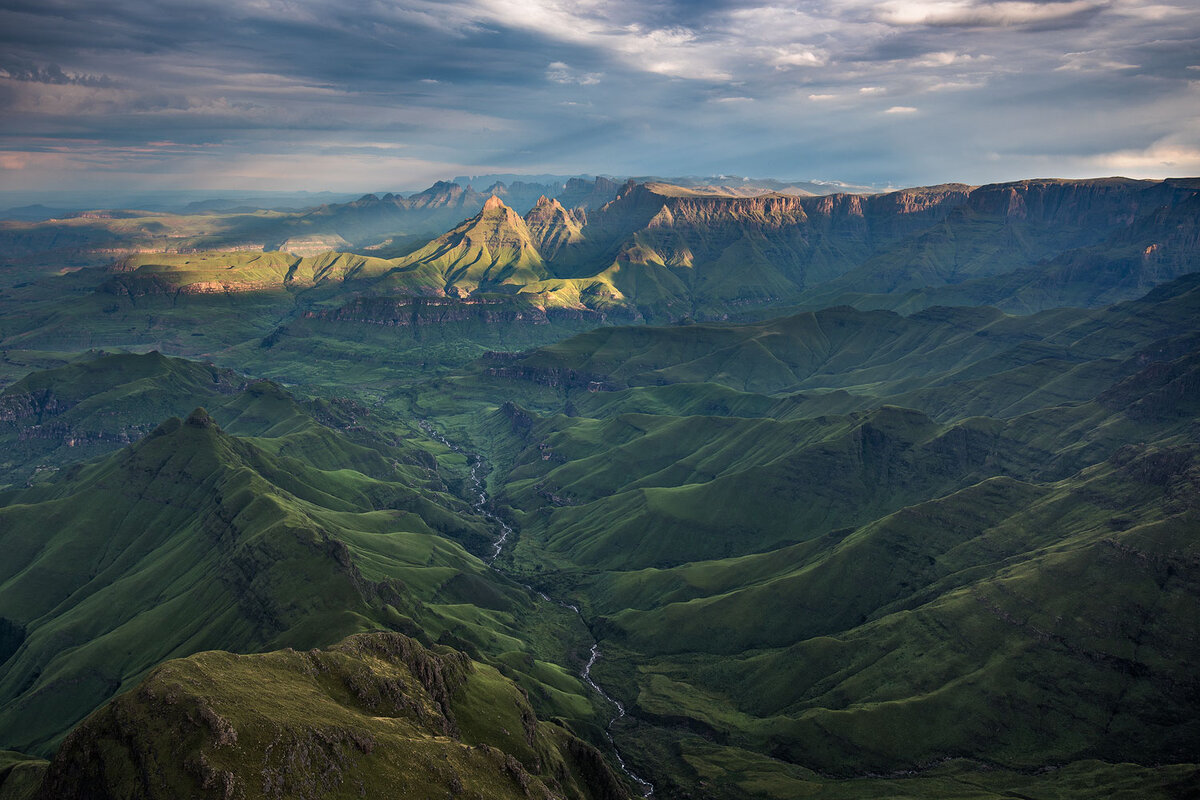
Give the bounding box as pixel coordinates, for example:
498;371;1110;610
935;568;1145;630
482;194;505;212
185;407;217;429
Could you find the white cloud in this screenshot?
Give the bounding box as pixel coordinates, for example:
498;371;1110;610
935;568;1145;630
1083;141;1200;172
1056;51;1140;72
925;79;987;91
546;62;603;85
885;105;919;113
877;1;1102;28
913;51;992;67
771;49;827;68
808;93;837;101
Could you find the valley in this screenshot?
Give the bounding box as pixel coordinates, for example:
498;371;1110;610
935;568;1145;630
0;176;1197;799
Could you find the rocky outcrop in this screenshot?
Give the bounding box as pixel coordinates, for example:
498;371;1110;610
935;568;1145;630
524;196;584;258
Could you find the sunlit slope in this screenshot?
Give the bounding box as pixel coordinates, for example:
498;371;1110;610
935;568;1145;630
0;405;595;758
6;177;1196;363
32;633;629;800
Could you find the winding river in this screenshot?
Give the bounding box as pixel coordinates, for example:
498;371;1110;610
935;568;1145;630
419;421;655;797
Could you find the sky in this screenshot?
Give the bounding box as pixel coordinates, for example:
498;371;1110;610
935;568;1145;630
1;0;1198;194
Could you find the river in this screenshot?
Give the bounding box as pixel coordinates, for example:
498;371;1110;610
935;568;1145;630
419;421;655;797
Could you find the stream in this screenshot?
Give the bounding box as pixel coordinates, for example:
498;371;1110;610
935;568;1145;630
419;421;655;797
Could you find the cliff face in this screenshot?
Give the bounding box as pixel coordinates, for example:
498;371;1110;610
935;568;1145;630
302;294;628;331
79;176;1200;327
962;178;1193;227
524;195;585;258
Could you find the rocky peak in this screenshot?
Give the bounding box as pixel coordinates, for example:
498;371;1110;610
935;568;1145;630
185;407;217;429
482;194;506;212
523;195;583;258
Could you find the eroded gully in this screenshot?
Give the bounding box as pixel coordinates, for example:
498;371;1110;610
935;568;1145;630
419;421;655;797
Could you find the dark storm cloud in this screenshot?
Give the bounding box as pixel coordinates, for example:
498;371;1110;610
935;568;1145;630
0;0;1197;192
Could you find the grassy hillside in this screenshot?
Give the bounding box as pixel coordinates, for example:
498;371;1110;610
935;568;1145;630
32;632;629;800
385;275;1200;797
0;401;606;761
0;180;1197;798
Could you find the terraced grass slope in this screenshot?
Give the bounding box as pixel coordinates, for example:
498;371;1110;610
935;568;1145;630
30;633;628;800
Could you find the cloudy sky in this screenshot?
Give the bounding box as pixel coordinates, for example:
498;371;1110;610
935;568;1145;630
1;0;1198;193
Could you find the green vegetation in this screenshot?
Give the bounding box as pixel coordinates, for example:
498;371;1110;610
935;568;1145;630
36;632;627;800
0;399;607;768
0;176;1198;798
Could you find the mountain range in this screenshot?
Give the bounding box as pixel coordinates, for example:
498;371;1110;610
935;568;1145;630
0;174;1197;799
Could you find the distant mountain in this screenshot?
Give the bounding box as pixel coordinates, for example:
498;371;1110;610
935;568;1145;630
634;174;879;196
0;205;78;222
6;176;1197;322
325;177;1200;322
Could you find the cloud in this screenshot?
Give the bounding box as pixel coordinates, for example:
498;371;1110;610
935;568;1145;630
546;62;603;85
0;61;113;87
1081;141;1200;173
0;0;1197;191
876;1;1104;29
1056;51;1141;72
912;50;992;67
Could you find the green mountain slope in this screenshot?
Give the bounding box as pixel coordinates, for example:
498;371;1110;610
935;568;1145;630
32;632;628;800
388;277;1200;797
0;404;602;760
1;177;1198;799
460;273;1200;427
0;351;253;485
593;441;1200;795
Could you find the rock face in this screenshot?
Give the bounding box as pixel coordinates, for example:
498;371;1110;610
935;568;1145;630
34;633;631;800
78;176;1200;327
524;195;585;259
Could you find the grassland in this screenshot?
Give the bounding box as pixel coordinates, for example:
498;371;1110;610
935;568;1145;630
0;178;1198;798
